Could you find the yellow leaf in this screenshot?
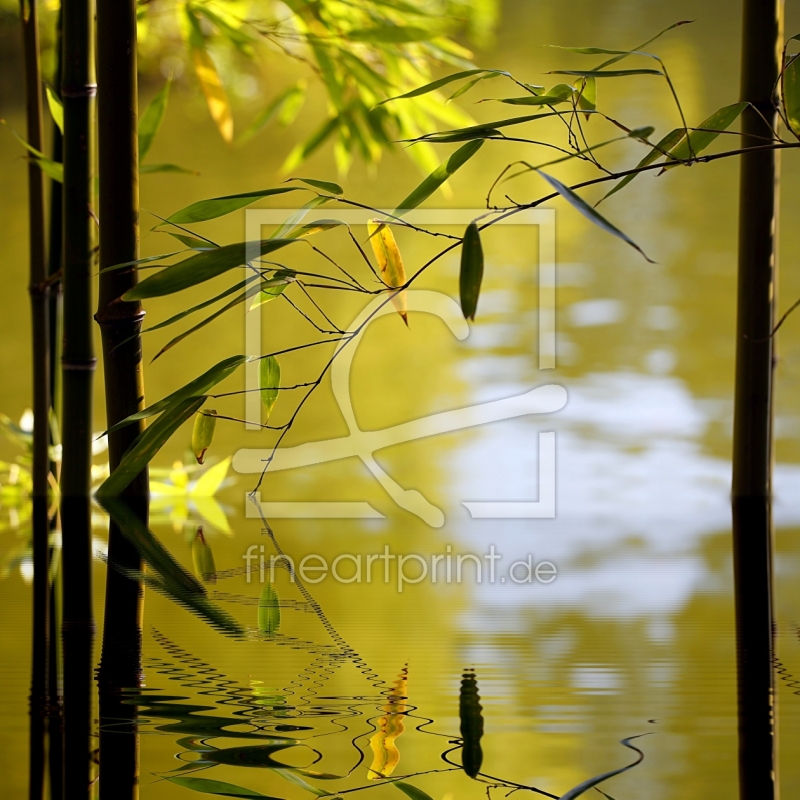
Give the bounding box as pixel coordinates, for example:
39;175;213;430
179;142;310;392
193;496;232;535
367;666;408;780
368;220;408;325
192;47;233;143
191;456;231;497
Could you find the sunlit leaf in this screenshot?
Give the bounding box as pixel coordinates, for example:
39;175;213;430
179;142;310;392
259;356;281;420
378;68;507;104
191;456;231;497
577;76;596;114
459;670;484;779
664;102;748;166
139;80;170;161
598;127;685;203
192;46;234;143
236;81;307;146
163;186;304;225
192;411;217;465
45;85;63;133
97;396;207;498
538;170;653;262
191;527;217;584
249;281;289;310
103;355;249;437
124;239;300;299
785;54;800;135
284;177;343;195
165;775;279;797
459;223;483;321
257;582;281;636
395;140;483;213
368;221;408;323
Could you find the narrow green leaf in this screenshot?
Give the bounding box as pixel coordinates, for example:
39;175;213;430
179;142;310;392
598;128;685;203
163;187;304;225
448;72;504;102
103;355;249;437
123;239;300;299
259;356;281;420
550;68;662;77
2;121;64;181
272;769;332;797
459;223;484;321
539;170;653;262
257;581;281;636
785;54;800;135
166;232;218;250
100;251;187;273
97;396;206;498
378;69;505;104
394;782;435;800
284;177;343;195
249;281;289;311
165;775;279;797
664;102;748;166
282;115;339;172
236;82;307;146
45;85;63;133
139;80;170;161
140;163;199;175
550;46;656;57
498;94;571;106
459;670;484;779
395;140;484;214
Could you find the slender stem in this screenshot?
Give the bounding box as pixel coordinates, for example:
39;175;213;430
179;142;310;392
95;1;147;798
60;0;96;795
731;2;783;799
20;1;50;798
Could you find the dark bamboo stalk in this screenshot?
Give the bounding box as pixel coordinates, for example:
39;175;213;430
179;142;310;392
60;0;96;795
95;1;147;797
20;2;50;799
732;2;783;798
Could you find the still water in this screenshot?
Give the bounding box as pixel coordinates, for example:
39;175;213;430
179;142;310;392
3;0;800;797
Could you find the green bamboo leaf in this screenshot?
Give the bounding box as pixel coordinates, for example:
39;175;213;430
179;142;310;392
236;82;307;146
97;396;207;498
100;250;188;272
139;80;170;161
270;196;331;240
192;412;217;465
448;72;504;102
2;121;64;181
550;46;657;57
784;54;800;136
191;526;217;583
598;127;685;203
394;782;435;800
103;354;249;437
557;737;645;800
282;115;340;172
395;140;483;214
538;170;653;262
259;356;281;420
271;769;333;797
284;177;343;195
257;581;281;636
378;69;505;104
45;85;63;133
123;239;300;300
163;187;304;225
96;497;204;595
459;223;484;321
192;4;253;54
459;670;484;779
166;232;218;250
165;775;280;797
664;102;748;166
140;163;199;175
550;68;662;77
349;25;447;43
249;281;289;311
577;76;596;113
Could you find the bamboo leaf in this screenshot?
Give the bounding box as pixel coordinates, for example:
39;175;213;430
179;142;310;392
598;127;685;203
271;769;333;797
538;170;653;262
664;102;748;166
257;582;281;636
459;223;484;321
124;239;300;299
249;281;289;310
192;411;217;464
140;163;199;175
191;527;217;584
282;115;339;172
139;80;170;160
378;69;506;104
192;46;234;143
577;76;596;113
101;250;188;272
45;85;63;133
259;356;281;420
368;221;408;323
236;82;307;146
163;187;303;225
284;177;343;195
784;54;800;135
395;140;483;213
550;68;662;77
97;396;207;498
2;120;64;181
103;355;249;437
394;782;435;800
191;456;231;497
166;232;218;250
165;775;280;797
459;670;484;779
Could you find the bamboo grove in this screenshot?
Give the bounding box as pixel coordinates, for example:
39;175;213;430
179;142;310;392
8;0;800;798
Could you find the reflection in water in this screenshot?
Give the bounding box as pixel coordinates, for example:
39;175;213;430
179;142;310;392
367;667;408;780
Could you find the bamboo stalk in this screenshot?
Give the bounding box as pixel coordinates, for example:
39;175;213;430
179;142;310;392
95;1;147;796
60;0;96;795
732;2;783;798
20;1;50;798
